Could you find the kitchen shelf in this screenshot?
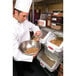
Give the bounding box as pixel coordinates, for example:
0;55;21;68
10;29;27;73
40;27;63;34
52;15;63;17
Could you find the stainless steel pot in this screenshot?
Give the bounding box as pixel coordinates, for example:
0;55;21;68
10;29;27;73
19;40;41;55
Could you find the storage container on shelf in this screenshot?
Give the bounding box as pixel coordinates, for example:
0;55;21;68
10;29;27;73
46;34;63;53
38;13;48;27
37;50;60;72
51;23;63;31
38;19;46;27
51;10;63;31
39;31;55;44
44;46;63;63
52;10;62;15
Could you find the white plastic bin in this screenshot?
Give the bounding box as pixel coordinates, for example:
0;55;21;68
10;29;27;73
46;35;63;53
37;51;60;72
40;31;55;44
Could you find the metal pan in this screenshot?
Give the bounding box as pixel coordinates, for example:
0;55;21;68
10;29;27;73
19;40;41;55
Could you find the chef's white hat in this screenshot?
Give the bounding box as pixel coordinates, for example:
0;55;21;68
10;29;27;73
15;0;32;13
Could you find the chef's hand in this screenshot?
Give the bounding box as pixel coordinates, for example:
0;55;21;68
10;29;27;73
34;31;42;37
33;36;40;42
33;31;42;42
33;52;38;58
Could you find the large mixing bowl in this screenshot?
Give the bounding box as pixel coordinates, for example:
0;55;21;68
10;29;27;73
19;40;41;55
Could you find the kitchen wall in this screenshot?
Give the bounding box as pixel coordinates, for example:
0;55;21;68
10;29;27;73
35;5;48;13
48;2;63;12
35;2;63;13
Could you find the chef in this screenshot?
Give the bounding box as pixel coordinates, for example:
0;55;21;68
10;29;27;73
13;0;41;76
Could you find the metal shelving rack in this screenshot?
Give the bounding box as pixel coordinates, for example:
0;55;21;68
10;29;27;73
31;0;63;76
31;0;63;23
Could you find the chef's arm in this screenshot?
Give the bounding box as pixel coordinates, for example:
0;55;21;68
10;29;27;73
32;25;41;33
11;33;33;62
31;25;42;39
31;24;41;34
27;21;41;36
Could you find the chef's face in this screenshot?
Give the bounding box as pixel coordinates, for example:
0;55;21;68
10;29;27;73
18;12;28;23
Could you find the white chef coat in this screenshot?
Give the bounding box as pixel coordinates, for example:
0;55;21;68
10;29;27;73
11;18;40;62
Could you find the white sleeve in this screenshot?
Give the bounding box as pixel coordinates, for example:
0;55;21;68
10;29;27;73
26;20;41;33
11;27;33;62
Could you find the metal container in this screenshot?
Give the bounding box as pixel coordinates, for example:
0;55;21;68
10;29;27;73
19;40;41;55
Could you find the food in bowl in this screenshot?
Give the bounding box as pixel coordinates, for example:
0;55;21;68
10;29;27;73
50;37;63;46
33;37;39;42
24;48;39;54
19;40;41;55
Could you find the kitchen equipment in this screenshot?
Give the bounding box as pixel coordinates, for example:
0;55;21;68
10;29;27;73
19;40;41;55
44;46;63;63
37;50;60;72
37;39;63;72
38;19;46;27
51;17;63;24
40;32;52;44
46;35;63;53
39;28;56;44
51;10;63;31
37;28;63;72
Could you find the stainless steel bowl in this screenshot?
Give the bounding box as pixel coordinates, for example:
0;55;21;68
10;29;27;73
19;40;41;55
